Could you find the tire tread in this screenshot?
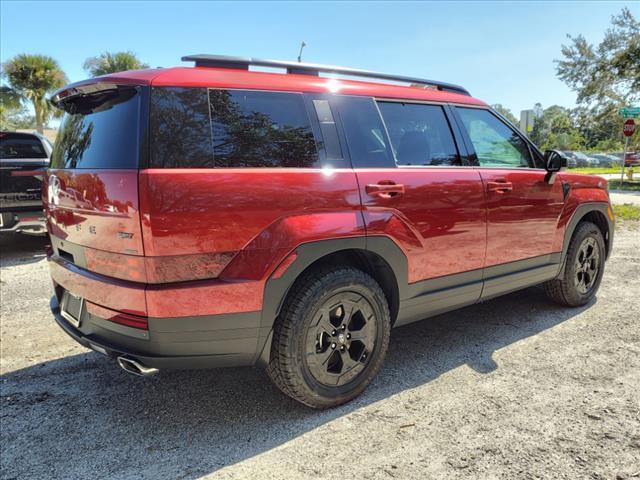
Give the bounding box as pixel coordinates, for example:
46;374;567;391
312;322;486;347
266;265;390;409
543;221;605;307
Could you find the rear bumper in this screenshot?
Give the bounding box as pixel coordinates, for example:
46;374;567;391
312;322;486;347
0;210;46;235
50;293;263;370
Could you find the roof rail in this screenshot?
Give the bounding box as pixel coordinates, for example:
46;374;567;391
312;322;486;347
181;54;470;96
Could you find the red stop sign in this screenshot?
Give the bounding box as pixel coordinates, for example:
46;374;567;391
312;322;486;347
623;118;636;137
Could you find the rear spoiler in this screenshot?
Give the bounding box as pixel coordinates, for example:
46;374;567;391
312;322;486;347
50;82;120;109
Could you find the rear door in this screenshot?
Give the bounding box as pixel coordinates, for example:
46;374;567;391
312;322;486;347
336;96;486;290
453;107;565;269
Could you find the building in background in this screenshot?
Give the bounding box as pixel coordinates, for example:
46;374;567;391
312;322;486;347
520;109;535;135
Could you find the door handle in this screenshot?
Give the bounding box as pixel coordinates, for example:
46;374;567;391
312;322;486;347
366;183;405;199
487;180;513;193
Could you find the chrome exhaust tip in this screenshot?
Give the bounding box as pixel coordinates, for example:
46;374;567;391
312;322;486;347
116;356;159;377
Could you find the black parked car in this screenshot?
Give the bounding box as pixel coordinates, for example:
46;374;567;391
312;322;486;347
0;132;50;235
560;151;578;168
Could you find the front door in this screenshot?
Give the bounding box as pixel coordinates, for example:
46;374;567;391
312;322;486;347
454;107;565;268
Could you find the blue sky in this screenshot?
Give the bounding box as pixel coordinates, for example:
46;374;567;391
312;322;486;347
1;0;637;117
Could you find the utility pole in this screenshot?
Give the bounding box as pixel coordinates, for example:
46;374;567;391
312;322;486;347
297;41;306;63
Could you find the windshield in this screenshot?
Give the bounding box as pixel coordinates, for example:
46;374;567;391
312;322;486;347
0;133;48;160
51;86;141;169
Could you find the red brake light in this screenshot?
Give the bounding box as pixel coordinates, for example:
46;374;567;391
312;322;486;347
86;302;148;330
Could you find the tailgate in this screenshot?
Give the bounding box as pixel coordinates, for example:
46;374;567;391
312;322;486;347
0;160;46;210
46;169;144;255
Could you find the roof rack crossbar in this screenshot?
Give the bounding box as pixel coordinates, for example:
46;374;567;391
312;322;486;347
181;54;470;96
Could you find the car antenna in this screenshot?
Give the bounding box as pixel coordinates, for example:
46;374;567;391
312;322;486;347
297;41;306;62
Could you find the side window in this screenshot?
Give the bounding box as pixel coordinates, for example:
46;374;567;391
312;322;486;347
150;87;213;168
150;88;319;168
209;90;317;168
334;96;394;168
377;102;460;166
457;107;533;168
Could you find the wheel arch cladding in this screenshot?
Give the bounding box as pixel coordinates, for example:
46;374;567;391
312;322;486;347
562;203;614;264
579;210;611;258
254;237;407;365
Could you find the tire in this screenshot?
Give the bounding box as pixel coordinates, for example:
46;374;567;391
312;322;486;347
543;221;606;307
266;266;391;409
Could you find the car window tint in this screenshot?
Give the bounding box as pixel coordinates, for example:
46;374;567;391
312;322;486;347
377;102;459;166
150;87;213;168
51;87;141;169
334;96;394;168
457;107;532;168
209;89;317;168
0;134;48;159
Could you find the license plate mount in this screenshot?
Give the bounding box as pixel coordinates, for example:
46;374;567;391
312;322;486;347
61;291;84;328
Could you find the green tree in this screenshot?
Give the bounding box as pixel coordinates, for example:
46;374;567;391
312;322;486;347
2;54;67;133
556;7;640;149
530;105;585;151
491;104;518;124
0;86;30;130
83;51;149;77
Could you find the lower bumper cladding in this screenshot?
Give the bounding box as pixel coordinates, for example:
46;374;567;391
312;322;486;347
50;295;264;370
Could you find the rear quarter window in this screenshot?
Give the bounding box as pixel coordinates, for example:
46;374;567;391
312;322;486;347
150;88;319;168
210;90;317;168
150;87;213;168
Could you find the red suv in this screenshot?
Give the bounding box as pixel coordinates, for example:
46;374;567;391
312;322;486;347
46;55;614;408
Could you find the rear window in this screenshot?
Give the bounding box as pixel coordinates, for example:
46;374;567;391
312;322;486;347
150;88;318;168
0;133;47;160
51;87;141;169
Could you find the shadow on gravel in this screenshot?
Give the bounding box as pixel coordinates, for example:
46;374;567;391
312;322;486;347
0;233;47;268
0;287;593;479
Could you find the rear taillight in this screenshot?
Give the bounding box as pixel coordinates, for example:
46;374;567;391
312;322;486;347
86;302;148;330
84;248;235;284
85;249;147;282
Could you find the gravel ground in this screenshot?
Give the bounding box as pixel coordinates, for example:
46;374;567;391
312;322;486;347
1;225;639;480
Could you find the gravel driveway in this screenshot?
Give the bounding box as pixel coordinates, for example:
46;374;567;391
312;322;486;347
1;225;639;480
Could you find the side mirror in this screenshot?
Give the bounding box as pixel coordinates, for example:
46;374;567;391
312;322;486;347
544;149;566;172
543;150;567;184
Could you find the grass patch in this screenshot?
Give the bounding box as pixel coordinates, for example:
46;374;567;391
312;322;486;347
613;204;640;221
569;167;623;174
608;179;640;191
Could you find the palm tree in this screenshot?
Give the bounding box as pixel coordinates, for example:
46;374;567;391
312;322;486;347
83;51;149;77
2;54;68;133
